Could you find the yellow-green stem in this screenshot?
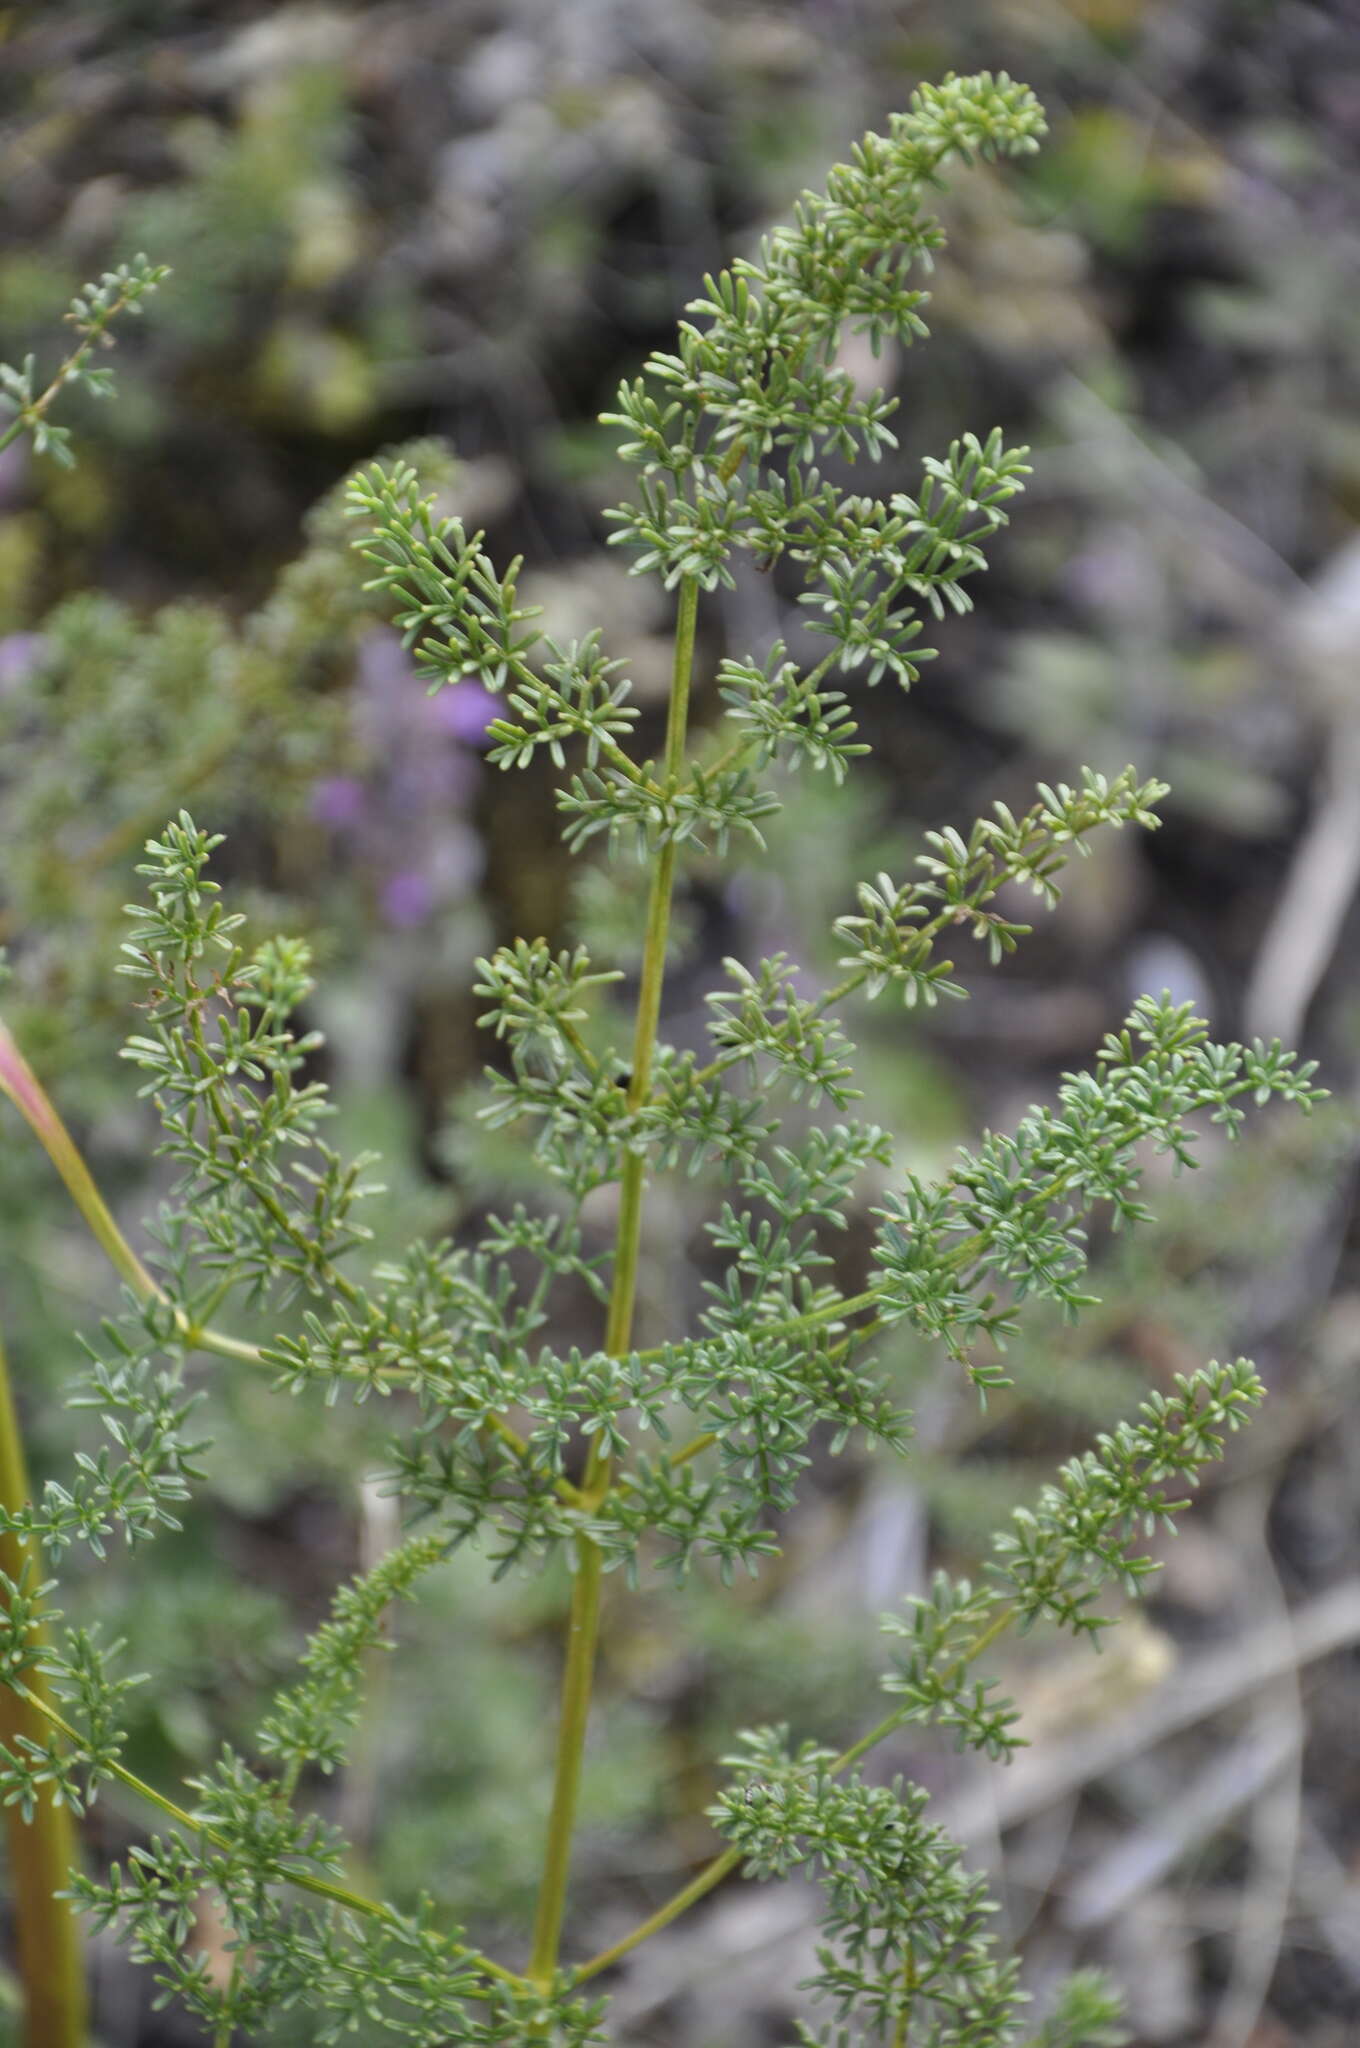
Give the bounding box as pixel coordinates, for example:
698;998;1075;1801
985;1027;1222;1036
631;1289;881;1369
0;1329;88;2048
526;1539;605;1990
0;1017;261;1367
569;1845;743;1985
0;1020;158;1307
527;576;700;1991
892;1945;918;2048
0;347;93;459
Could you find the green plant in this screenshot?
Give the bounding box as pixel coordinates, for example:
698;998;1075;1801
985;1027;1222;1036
0;73;1324;2047
0;249;168;2048
0;254;168;470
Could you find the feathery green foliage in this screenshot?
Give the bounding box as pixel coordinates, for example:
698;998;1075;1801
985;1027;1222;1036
0;254;168;467
0;72;1325;2047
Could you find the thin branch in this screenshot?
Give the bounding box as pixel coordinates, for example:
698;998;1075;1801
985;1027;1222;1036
570;1603;1018;1987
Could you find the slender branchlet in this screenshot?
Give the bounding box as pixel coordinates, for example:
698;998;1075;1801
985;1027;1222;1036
0;254;169;467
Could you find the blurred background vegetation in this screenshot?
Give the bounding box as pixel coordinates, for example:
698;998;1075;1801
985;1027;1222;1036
3;2;1360;2043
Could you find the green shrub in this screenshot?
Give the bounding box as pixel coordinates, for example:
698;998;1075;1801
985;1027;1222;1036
0;73;1321;2047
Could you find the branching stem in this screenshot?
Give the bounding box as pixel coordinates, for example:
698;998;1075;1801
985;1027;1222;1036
0;1015;584;1497
10;1683;526;1992
0;274;148;458
569;1600;1019;1987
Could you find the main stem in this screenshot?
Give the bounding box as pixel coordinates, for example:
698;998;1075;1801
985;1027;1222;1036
0;1329;88;2048
527;576;699;1990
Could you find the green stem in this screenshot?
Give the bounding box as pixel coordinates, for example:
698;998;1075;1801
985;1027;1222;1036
558;1019;600;1077
892;1945;918;2048
826;1703;913;1780
570;1602;1019;1988
526;1541;605;1989
664;1430;717;1472
0;1015;253;1364
528;575;700;1992
495;647;662;798
597;584;695;1367
0;1329;88;2048
0;274;160;461
0;364;84;461
631;1289;882;1368
811;968;867;1019
0;1019;159;1307
570;1844;743;1986
690;650;838;792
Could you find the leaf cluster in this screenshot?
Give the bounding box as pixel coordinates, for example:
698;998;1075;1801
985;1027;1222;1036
710;1361;1259;2043
834;767;1169;1005
873;998;1321;1384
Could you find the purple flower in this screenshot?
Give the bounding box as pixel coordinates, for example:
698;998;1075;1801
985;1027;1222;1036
381;869;435;928
356;627;417;697
388;755;476;819
309;775;367;829
0;633;48;692
435;678;500;747
352;629;421;754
